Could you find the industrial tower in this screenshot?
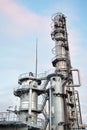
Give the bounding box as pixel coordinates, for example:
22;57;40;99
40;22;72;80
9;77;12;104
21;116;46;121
0;13;86;130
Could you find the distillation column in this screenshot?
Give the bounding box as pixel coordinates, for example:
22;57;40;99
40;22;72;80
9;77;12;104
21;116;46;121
50;13;69;130
14;72;41;130
50;13;80;130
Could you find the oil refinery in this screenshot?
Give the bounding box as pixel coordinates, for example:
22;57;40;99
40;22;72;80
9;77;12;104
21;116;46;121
0;13;86;130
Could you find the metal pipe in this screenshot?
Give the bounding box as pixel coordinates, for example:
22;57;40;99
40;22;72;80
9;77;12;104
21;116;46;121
29;88;32;115
35;39;38;77
49;87;52;130
31;91;37;124
70;69;81;87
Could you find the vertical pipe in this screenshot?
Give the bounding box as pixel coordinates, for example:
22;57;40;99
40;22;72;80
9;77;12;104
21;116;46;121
31;91;37;123
29;88;32;115
49;87;52;130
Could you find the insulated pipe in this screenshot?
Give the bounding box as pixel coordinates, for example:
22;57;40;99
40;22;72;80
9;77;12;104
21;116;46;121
29;88;32;115
28;80;38;124
31;91;37;123
30;81;38;124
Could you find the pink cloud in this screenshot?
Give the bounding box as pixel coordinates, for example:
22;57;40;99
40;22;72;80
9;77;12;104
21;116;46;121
0;0;50;34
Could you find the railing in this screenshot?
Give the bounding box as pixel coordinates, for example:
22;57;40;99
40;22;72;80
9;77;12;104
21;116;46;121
18;72;34;80
14;85;29;91
51;12;65;21
0;112;18;122
0;112;46;128
52;54;67;61
26;117;45;129
18;69;54;81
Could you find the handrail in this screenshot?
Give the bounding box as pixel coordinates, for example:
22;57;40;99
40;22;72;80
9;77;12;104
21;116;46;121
18;69;54;81
0;112;18;121
51;12;65;21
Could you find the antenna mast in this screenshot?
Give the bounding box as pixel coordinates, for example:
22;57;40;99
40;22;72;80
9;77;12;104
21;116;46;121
35;38;38;77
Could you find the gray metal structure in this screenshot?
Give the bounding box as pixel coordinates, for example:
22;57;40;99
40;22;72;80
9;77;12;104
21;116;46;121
0;13;86;130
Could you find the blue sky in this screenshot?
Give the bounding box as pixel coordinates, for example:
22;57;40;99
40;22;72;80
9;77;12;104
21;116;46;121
0;0;87;123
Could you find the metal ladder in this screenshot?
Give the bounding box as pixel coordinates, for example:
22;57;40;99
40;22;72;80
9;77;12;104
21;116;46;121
74;90;82;126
